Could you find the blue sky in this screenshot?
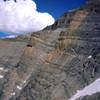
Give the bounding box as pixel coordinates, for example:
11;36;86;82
0;0;86;38
34;0;86;19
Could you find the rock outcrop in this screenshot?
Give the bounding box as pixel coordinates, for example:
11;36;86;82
0;0;100;100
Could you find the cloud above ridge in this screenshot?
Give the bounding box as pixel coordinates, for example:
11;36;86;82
0;0;55;34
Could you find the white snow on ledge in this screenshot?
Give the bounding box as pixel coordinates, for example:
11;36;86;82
69;78;100;100
17;85;22;90
0;67;4;71
88;55;92;59
11;92;15;96
0;75;4;79
0;67;9;72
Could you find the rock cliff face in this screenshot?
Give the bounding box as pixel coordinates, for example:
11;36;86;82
0;0;100;100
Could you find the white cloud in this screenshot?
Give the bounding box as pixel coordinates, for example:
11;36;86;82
0;0;55;34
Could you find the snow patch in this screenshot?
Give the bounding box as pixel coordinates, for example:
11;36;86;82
23;80;27;84
17;85;22;90
11;92;15;96
0;67;4;71
0;75;4;79
0;67;9;72
69;78;100;100
88;55;92;59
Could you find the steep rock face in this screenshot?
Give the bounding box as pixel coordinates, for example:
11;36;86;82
16;0;100;100
0;0;100;100
49;12;75;29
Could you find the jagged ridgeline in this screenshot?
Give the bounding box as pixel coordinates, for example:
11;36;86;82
0;0;100;100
